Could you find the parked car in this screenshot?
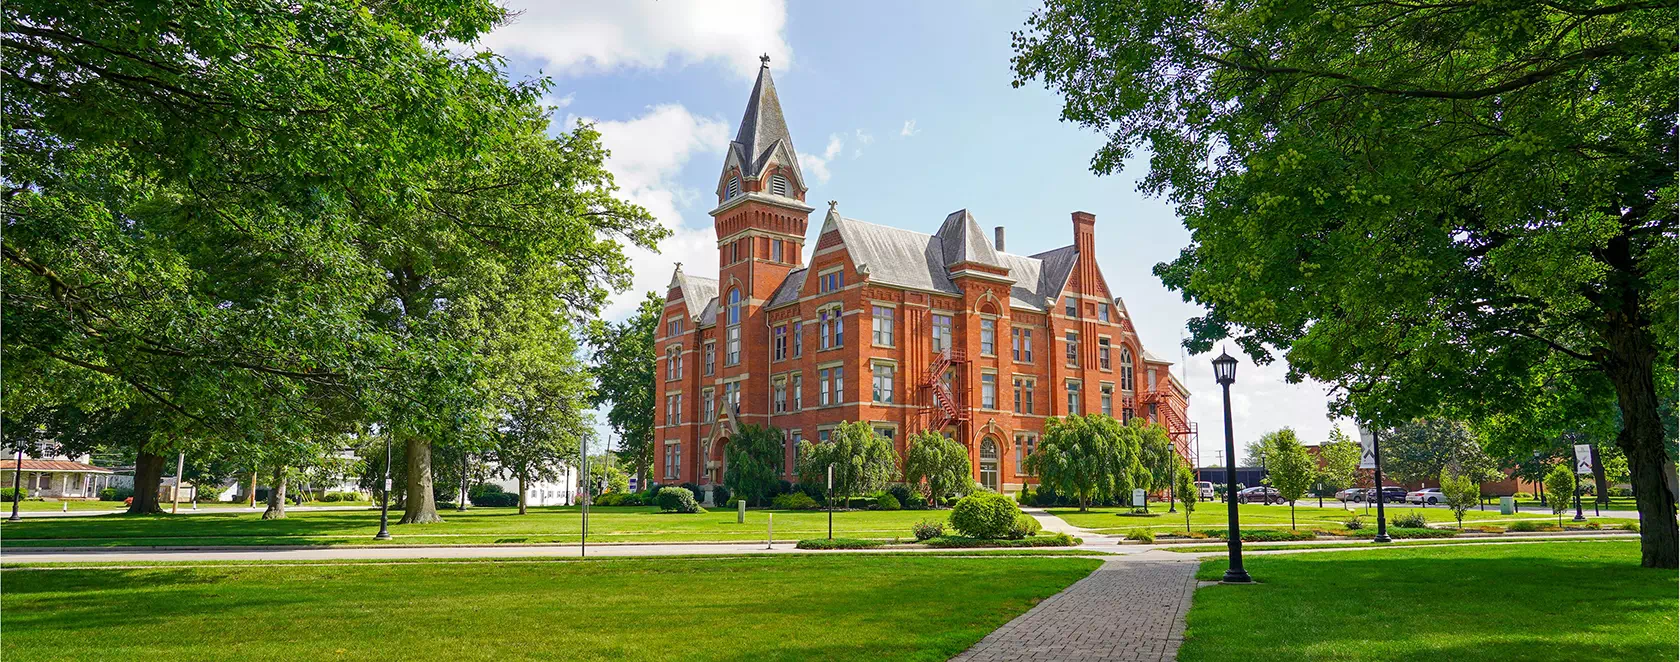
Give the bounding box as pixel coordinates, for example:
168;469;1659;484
1407;488;1444;505
1195;481;1215;501
1335;488;1365;502
1365;486;1408;503
1236;486;1284;504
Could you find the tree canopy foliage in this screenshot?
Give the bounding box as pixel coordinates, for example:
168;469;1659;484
1013;0;1676;567
1026;414;1142;511
589;292;662;488
2;1;659;520
796;422;897;503
903;430;973;506
724;424;785;507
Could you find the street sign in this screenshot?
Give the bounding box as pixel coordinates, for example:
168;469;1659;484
1357;425;1377;469
1132;488;1146;507
1574;444;1594;475
384;478;392;491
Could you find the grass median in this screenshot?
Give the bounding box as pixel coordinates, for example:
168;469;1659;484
1179;540;1676;661
0;505;948;547
1049;502;1603;535
1;554;1099;661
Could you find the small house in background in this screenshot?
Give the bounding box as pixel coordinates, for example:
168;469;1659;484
0;456;117;499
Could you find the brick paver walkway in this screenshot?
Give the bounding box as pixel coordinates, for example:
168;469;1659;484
950;554;1200;661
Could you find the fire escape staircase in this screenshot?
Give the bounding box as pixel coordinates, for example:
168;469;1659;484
919;348;970;433
1139;387;1197;461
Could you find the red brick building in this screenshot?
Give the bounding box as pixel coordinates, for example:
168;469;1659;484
653;57;1193;498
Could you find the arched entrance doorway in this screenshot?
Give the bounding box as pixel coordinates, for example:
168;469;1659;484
979;438;999;492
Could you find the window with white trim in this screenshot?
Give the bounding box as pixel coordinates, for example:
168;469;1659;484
666;346;682;380
727;326;741;365
1066;381;1082;415
668;318;682;337
1120;347;1136;391
1065;298;1077;317
704;342;715;375
664;442;680;479
872;363;894;404
981;373;997;409
980;319;996;355
1065;331;1079;367
872;306;894;346
792;321;804;356
1101;384;1114;417
1099;337;1112;370
772;239;784;262
702;388;714;421
773;325;787;361
819;368;831;405
792;373;803;410
931;314;952;352
819;270;843;293
1098;303;1110;322
774;378;787;413
727;289;741;325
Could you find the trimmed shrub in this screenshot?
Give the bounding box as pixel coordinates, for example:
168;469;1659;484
1390;512;1430;529
1622;521;1640;532
904;492;927;509
595;492;624;506
1343;515;1365;531
1387;527;1457;539
875;493;902;511
795;538;885;550
772;492;820;510
320;493;342;503
949;492;1021;539
1202;529;1317;542
912;519;945;541
657;486;702;513
885;483;914;507
921;533;1078;548
680;483;703;502
0;487;27;502
335;492;362;502
1006;514;1042;539
1508;520;1563;533
711;485;731;506
1125;527;1156;543
618;492;646;507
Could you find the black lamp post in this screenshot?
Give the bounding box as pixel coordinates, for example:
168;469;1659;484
1212;350;1251;584
1370;426;1391;544
8;445;24;522
374;436;392;541
1572;470;1586;522
457;451;469;512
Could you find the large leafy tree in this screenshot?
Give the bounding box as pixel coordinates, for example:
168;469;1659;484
1014;0;1677;567
2;2;660;522
902;430;973;506
1027;414;1139;512
723;424;784;507
795;421;897;503
589;293;662;489
492;320;593;515
1382;419;1500;485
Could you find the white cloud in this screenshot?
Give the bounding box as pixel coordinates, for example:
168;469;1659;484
544;92;575;110
900;119;919;137
482;1;792;79
1178;348;1356;467
799;133;845;184
586;104;731;320
852;129;874;157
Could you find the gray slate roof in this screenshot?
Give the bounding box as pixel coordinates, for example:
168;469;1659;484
793;206;1079;312
730;60;803;185
669;269;718;322
766;268;807;308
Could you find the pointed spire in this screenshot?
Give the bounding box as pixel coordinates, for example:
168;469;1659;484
730;56;803;187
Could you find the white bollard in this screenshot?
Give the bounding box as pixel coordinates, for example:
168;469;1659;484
767;513;774;549
62;502;68;513
738;499;746;524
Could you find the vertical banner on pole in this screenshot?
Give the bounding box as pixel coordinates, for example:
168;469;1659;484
1357;425;1377;469
1572;444;1594;475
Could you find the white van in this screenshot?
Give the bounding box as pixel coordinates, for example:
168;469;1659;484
1195;481;1215;501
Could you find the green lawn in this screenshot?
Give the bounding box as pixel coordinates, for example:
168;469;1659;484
1163;537;1633;553
1;554;1100;661
1180;541;1676;661
0;505;947;547
1050;503;1585;535
5;499;371;512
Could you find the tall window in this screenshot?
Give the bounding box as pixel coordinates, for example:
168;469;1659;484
980;319;996;355
1013;378;1034;414
702;389;714;420
724;381;741;408
818;307;842;348
872;364;894;403
793;321;803;356
1066;381;1082;415
1122;406;1134;422
1098;303;1110;322
704;343;715;375
666;346;682;380
727;326;741;365
819;368;831;405
1065;331;1079;367
1013;378;1023;413
1120;348;1136;391
1065;298;1077;317
981;373;997;409
1147;368;1157;390
832;367;844;403
1099;338;1112;370
727;289;741;325
772;239;784;262
872;306;894;346
774;379;787;413
931;314;952;352
1101;385;1114;417
665;393;680;423
792;373;803;410
664;443;680;479
773;325;787;361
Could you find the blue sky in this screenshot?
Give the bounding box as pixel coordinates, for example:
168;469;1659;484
477;1;1356;462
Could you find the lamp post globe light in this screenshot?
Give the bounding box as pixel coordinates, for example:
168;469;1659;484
1212;349;1251;584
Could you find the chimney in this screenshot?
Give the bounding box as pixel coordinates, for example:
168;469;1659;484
994;226;1006;252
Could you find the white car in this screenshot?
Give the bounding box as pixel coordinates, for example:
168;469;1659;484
1195;481;1215;501
1406;488;1444;505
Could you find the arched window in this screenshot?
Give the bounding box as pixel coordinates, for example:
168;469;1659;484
666;346;682;380
728;288;741;325
1120;347;1135;391
726;177;741;199
770;174;789;196
979;438;999;492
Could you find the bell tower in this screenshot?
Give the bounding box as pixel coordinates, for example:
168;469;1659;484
709;54;813;424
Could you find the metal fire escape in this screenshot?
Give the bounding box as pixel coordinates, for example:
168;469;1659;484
919;348;971;433
1139;386;1197;463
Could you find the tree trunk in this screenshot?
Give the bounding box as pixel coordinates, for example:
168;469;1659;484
1289;502;1296;530
1606;333;1678;568
126;450;166;514
518;475;528;515
400;437;443;524
263;466;287;520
